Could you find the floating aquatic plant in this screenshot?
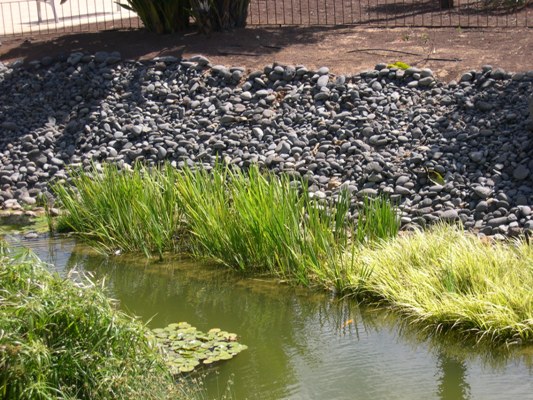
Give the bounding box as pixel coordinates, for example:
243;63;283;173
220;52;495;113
152;322;248;374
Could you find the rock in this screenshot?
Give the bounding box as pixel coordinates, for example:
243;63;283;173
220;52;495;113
275;141;291;155
418;77;434;87
20;196;36;205
252;127;264;139
316;75;329;88
189;55;211;66
469;151;484;163
513;165;529;181
487;216;509;227
1;122;17;130
0;55;531;236
212;65;231;79
472;186;492;199
94;51;109;63
518;206;531;217
476;101;493;112
4;199;21;209
460;72;473;82
395;186;412;195
420;68;433;77
438;209;459;221
371;81;382;91
67;52;84;65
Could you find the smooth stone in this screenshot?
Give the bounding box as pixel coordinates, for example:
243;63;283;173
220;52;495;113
472;186;492;199
513;165;530;181
487;217;509;227
316;75;329;88
438;209;459;221
469;151;484;163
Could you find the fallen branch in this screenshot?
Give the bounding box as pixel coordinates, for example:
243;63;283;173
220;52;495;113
217;50;260;56
347;48;423;56
425;57;462;62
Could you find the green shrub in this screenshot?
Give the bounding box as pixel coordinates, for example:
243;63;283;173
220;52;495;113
0;244;185;399
118;0;251;34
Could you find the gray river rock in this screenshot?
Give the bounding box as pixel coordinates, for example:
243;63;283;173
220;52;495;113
0;54;532;235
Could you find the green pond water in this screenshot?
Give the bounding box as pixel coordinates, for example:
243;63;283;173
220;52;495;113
8;234;533;400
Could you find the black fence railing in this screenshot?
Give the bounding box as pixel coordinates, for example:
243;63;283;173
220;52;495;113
248;0;531;28
1;0;531;38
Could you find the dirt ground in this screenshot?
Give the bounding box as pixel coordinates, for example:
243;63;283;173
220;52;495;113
0;26;532;82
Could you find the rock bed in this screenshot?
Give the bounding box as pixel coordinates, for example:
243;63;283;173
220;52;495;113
0;52;532;237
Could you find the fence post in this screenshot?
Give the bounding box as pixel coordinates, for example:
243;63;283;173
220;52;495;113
439;0;454;9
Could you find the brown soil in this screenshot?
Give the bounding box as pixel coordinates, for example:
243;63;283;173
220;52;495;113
1;25;532;82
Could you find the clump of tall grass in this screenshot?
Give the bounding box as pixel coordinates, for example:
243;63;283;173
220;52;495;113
53;163;183;258
175;166;354;284
53;163;399;285
340;224;533;344
355;195;399;244
0;244;188;399
51;162;533;343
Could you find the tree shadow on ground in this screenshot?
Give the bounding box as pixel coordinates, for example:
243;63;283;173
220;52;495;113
0;25;354;65
0;24;354;151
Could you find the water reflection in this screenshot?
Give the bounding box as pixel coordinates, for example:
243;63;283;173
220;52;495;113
13;235;533;400
437;354;471;400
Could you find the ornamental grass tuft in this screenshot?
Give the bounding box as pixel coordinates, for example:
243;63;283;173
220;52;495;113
340;224;533;344
0;244;190;399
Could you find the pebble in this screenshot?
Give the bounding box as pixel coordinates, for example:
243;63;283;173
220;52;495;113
316;75;329;88
438;209;459;221
513;165;530;180
472;186;492;199
0;55;530;236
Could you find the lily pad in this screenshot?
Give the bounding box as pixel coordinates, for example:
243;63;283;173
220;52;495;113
153;322;247;375
179;365;196;373
218;352;233;360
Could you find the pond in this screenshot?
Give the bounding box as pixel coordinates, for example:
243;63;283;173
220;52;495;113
9;234;533;400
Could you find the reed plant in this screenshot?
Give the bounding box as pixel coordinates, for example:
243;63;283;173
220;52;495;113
53;163;398;284
0;244;188;399
174;165;354;284
340;224;533;344
53;163;183;258
51;162;533;343
355;195;400;244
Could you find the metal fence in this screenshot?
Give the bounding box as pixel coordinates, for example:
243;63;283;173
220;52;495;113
0;0;140;37
249;0;531;27
1;0;531;37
